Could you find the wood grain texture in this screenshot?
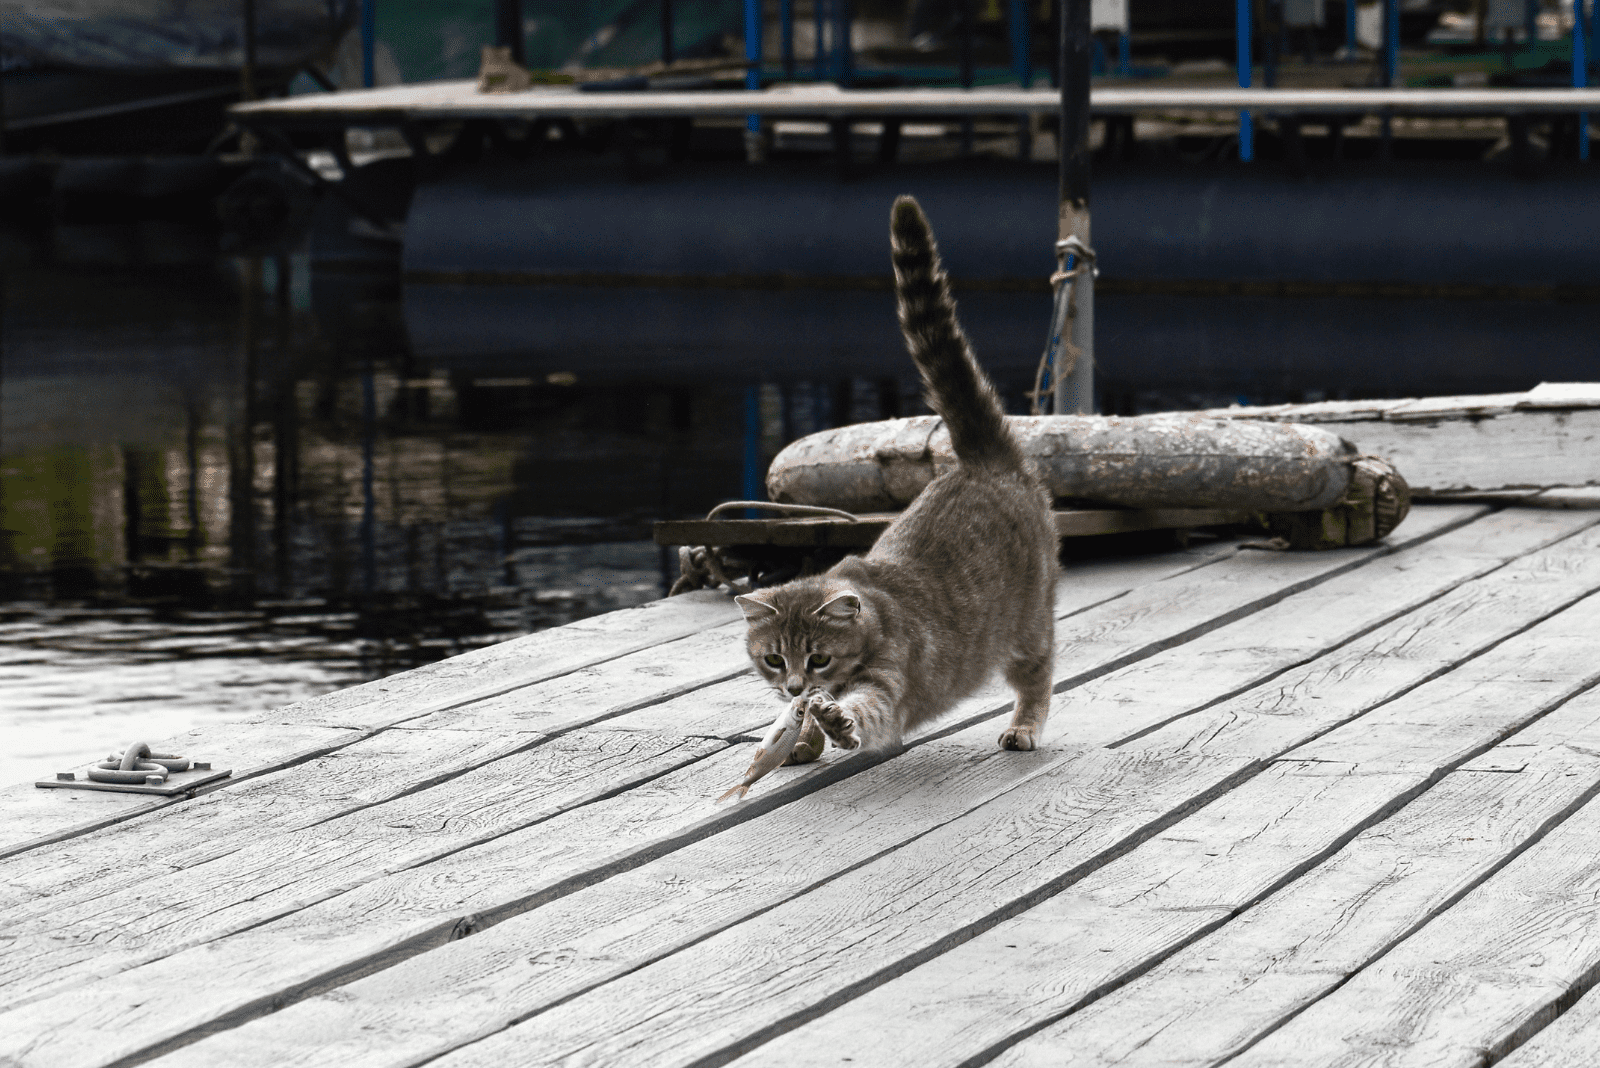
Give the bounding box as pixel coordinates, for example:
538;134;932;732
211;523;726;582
1226;748;1600;1066
1136;525;1600;764
1067;507;1600;748
246;589;742;732
0;730;725;1014
1497;969;1600;1067
0;722;361;859
985;715;1600;1067
0;510;1477;1065
0;535;1249;1039
1323;410;1600;494
734;618;1600;1068
23;724;1069;1068
156;745;1257;1068
0;505;1537;1068
0;591;741;859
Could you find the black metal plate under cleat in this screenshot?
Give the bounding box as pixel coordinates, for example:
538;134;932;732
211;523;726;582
36;741;232;796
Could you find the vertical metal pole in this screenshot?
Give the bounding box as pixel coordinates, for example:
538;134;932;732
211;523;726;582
661;0;674;64
1383;0;1399;83
742;385;763;506
360;364;376;594
1576;0;1590;160
1381;0;1398;154
1011;0;1033;159
1344;0;1356;54
496;0;525;66
838;0;853;85
242;0;259;100
1524;0;1538;52
816;0;828;79
781;0;795;77
360;0;376;87
1592;0;1599;77
958;0;975;154
1054;0;1093;415
1118;32;1131;76
1010;0;1033;86
745;0;762;149
1236;0;1253;161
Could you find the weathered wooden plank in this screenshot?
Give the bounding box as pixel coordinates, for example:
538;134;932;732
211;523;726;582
1223;726;1600;1066
0;532;1261;1013
738;585;1600;1065
105;518;1600;1068
230;83;1600;121
0;591;744;858
0;512;1487;1064
653;509;1249;548
248;589;743;732
0;728;544;912
374;595;1600;1068
1497;974;1600;1067
0;729;726;1014
740;701;1600;1068
970;690;1600;1068
0;723;1064;1068
1295;411;1597;494
0;722;361;860
1064;506;1600;748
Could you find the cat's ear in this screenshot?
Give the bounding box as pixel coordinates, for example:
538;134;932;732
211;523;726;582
816;591;861;620
735;594;778;622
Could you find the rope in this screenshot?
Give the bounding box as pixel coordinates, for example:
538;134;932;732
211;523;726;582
705;501;859;521
1030;236;1099;416
669;501;859;595
86;742;192;785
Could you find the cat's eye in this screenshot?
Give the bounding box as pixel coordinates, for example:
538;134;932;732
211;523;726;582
763;654;784;668
809;654;832;668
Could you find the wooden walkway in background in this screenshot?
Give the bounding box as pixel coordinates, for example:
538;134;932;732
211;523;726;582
5;502;1600;1067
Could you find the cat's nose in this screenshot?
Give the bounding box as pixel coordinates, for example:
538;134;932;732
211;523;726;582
785;678;805;696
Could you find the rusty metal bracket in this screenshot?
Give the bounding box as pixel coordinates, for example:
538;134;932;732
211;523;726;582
36;742;232;796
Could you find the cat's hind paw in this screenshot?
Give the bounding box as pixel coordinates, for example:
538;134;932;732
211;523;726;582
998;726;1038;751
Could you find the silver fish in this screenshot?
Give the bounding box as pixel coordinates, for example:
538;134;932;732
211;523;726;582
716;700;806;803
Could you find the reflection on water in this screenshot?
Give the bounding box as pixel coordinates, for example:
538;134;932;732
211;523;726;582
1;254;771;783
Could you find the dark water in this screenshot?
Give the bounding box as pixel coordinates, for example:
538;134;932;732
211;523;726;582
3;235;1596;784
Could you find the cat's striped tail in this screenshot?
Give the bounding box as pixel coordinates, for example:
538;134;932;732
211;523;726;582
889;196;1026;471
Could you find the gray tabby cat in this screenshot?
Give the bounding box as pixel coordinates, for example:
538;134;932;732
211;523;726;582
735;195;1058;761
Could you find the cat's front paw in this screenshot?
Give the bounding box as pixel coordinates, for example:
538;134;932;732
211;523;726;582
802;690;861;751
783;713;827;765
998;726;1038;751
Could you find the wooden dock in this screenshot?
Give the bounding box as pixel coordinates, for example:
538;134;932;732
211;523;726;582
230;83;1600;126
6;500;1600;1066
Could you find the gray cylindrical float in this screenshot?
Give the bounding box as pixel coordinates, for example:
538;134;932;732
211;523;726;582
767;413;1411;548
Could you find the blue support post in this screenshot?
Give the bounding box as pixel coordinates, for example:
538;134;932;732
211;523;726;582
1118;31;1130;75
1525;0;1538;51
1236;0;1253;160
360;0;376;87
1010;0;1033;86
1345;0;1356;55
1577;0;1590;160
781;0;795;77
816;0;828;79
837;0;853;86
745;0;762;134
1592;0;1599;76
1383;0;1398;84
742;386;763;507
